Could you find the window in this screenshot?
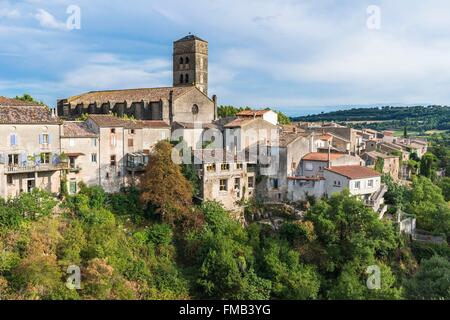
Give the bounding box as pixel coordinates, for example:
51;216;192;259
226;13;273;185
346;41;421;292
111;128;116;134
111;134;116;147
248;176;255;189
234;178;240;190
221;163;230;171
91;153;97;163
130;129;135;134
128;138;134;147
180;74;184;83
40;133;50;145
69;156;76;169
236;163;243;170
70;180;77;194
354;181;361;189
7;176;13;185
292;162;297;169
10;133;17;146
271;179;279;190
219;179;228;192
368;179;374;187
185;57;190;66
110;155;116;166
8;154;19;166
206;163;216;172
92;138;97;147
305;162;313;171
185;74;189;83
179;57;184;65
192;104;199;115
41;153;51;164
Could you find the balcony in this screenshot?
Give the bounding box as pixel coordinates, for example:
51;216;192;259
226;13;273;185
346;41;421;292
5;163;69;174
126;152;149;172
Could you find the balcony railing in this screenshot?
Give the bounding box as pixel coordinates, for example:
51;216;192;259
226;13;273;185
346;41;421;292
4;163;69;174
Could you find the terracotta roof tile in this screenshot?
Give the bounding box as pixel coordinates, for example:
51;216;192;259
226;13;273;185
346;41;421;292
303;152;345;162
137;120;171;129
0;96;43;107
0;104;60;124
62;122;97;138
324;165;380;179
236;109;271;117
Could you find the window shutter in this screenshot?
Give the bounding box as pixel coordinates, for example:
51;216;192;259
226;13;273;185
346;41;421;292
0;153;4;164
20;153;26;165
39;134;43;144
10;134;16;146
48;134;52;144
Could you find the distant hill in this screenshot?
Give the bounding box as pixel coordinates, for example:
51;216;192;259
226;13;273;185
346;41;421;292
292;105;450;132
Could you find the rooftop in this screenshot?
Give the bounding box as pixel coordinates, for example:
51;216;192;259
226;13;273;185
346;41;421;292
279;131;308;147
303;152;346;162
62;122;97;138
365;151;398;159
0;96;43;107
67;86;201;105
175;34;207;43
0;100;59;125
324;165;381;180
236;109;272;117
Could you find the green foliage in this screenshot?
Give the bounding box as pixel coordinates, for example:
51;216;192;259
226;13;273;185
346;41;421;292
217;105;251;118
439;177;450;201
405;255;450;300
407;176;450;239
420;152;437;180
14;93;45;106
374;157;385;173
181;164;201;196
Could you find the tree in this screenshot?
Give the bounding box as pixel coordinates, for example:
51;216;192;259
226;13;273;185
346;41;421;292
14;93;45;106
374;157;385;174
408;176;450;238
439;177;450;201
403;126;408;138
420;152;437;180
140;141;195;226
405;255;450;300
305;190;398;273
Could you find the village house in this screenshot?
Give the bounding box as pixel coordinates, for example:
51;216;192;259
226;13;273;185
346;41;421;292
300;152;363;177
0;97;65;198
193;149;256;215
362;151;400;180
235;109;279;126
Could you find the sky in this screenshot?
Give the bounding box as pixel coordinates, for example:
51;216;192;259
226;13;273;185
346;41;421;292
1;0;450;116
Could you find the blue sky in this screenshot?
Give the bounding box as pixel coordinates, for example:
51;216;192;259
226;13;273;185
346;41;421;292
1;0;450;116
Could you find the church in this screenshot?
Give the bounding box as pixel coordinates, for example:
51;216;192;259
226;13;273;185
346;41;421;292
57;35;217;125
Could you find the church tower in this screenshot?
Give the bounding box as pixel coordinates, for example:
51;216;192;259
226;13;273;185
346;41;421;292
173;34;208;96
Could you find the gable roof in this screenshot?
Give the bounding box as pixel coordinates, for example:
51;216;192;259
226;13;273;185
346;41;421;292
236;109;272;117
0;103;60;125
173;121;218;130
223;117;277;128
67;86;202;105
303;152;346;162
324;165;380;180
279;131;308;147
137;120;171;129
62;122;98;138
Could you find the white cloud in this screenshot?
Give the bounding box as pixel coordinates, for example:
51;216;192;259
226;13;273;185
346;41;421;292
34;8;66;30
0;8;20;18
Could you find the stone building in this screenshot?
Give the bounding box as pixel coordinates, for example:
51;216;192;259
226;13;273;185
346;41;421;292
0;97;65;197
57;35;217;125
361;151;400;180
60;122;100;193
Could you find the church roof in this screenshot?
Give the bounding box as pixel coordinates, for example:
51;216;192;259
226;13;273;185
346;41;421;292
67;86;197;105
175;34;207;43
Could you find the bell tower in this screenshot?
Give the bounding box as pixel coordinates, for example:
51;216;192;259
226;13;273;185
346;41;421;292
173;34;208;96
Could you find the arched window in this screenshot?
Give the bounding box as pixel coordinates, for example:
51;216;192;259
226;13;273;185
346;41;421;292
185;74;189;83
179;74;184;83
179;57;184;65
192;104;199;115
185;57;190;67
